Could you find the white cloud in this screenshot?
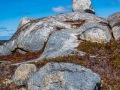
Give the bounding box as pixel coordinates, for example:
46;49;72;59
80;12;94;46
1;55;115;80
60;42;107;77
52;6;71;13
105;0;120;5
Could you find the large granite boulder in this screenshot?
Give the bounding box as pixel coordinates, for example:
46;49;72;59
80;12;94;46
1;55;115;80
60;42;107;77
39;21;111;60
39;29;81;60
108;12;120;40
13;64;37;86
72;0;95;14
28;62;101;90
0;12;112;56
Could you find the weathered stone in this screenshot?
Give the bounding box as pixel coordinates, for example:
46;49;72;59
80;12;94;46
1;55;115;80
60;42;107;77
0;12;111;56
37;21;111;60
39;29;81;60
79;21;112;43
111;26;120;40
108;12;120;40
13;64;37;86
28;62;101;90
108;12;120;27
72;0;95;14
0;40;17;55
17;17;36;30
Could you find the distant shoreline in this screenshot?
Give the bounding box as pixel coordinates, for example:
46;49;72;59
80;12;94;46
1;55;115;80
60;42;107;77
0;40;8;45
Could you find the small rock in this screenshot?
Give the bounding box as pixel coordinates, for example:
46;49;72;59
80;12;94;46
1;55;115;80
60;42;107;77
4;79;13;85
13;64;37;86
78;51;86;56
79;21;112;43
72;0;95;14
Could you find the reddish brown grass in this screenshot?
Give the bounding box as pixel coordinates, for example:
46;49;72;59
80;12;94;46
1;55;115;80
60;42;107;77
0;40;120;90
64;20;86;28
0;51;41;63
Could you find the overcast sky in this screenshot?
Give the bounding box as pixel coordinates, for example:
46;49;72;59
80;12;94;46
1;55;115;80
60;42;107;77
0;0;120;40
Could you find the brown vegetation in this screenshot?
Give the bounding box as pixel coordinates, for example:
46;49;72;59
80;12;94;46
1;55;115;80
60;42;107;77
0;51;41;63
64;20;86;28
33;40;120;90
0;40;120;90
56;27;66;30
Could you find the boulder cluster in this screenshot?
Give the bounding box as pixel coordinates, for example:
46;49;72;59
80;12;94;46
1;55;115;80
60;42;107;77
13;63;100;90
0;0;120;90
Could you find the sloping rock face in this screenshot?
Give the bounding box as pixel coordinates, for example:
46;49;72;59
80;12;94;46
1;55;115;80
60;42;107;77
28;62;101;90
108;12;120;40
72;0;95;14
0;12;112;56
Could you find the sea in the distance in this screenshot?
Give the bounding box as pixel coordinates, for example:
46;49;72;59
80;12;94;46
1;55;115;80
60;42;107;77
0;36;11;40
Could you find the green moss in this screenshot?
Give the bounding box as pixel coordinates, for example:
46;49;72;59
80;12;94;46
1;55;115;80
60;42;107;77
77;41;106;55
113;54;120;68
31;55;88;68
77;40;120;56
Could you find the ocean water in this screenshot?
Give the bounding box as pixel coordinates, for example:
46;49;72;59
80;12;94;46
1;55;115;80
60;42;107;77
0;36;11;40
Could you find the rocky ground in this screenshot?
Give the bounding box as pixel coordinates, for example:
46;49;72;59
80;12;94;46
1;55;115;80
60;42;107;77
0;8;120;90
0;40;120;90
